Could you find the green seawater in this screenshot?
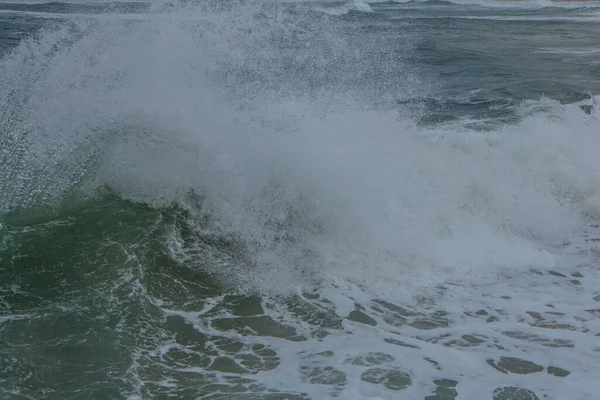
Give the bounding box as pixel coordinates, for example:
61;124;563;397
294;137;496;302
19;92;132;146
0;198;288;398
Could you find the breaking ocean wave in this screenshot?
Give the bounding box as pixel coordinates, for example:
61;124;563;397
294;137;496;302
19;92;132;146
1;1;599;399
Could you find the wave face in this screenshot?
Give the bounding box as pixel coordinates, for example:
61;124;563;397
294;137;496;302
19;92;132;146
1;1;600;399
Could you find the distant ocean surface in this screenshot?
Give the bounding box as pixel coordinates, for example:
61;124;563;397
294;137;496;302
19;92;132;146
1;1;599;399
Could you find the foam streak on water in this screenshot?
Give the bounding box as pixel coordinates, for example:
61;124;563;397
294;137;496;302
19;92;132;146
1;1;600;399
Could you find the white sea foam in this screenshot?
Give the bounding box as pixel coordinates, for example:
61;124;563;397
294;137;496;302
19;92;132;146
159;101;600;298
316;0;374;15
389;0;600;8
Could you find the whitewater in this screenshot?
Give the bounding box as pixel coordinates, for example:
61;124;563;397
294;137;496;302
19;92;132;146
1;0;599;399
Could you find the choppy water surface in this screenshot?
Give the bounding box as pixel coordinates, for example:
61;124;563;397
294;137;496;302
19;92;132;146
1;1;600;399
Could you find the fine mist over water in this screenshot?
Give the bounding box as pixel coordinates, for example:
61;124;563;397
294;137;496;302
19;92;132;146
1;0;600;297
